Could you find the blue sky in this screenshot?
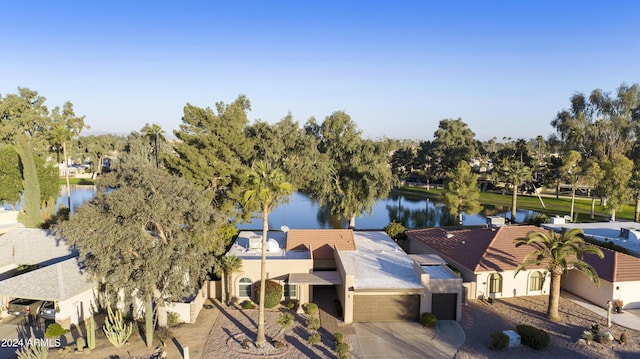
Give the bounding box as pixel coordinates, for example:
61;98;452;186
2;1;638;141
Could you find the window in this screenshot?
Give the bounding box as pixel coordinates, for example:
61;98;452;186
284;283;297;298
489;273;502;294
238;277;252;297
529;271;543;291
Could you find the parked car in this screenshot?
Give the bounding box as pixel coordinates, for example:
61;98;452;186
7;298;43;318
39;301;56;320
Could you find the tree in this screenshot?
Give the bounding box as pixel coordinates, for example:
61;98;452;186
501;161;532;223
242;161;294;346
59;161;223;346
77;135;125;179
214;255;243;306
559;150;582;219
0;146;22;208
166;96;253;217
50;101;87;210
141;123;165;168
443;161;481;224
514;228;603;322
305;111;392;228
430;118;478;177
597;154;633;221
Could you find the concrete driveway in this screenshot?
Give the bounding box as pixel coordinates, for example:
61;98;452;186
350;321;465;359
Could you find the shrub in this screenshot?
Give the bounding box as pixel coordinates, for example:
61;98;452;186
306;316;321;331
420;312;437;327
45;322;69;338
333;332;345;344
335;342;349;356
620;331;629;344
596;329;613;344
254;280;283;309
581;330;594;343
283;299;298;311
308;332;321;345
516;324;550;350
304;303;318;316
167;311;181;327
241;300;256;309
489;332;509;350
384;221;407;240
76;337;86;351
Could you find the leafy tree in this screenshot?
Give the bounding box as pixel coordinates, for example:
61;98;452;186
59;161;223;346
166;96;253;217
501;161;532;223
597;154;633;221
0;146;22;208
443;161;481;224
77;135;125;179
514;228;603;322
430;118;478;177
559;150;582;219
305;111;392;228
50;102;87;210
390;146;417;184
242;161;294;346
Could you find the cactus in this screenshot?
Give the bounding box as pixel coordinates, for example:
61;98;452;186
103;304;133;347
86;316;96;350
75;337;85;351
15;328;48;359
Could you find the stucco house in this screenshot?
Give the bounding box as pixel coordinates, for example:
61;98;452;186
407;226;553;301
0;228;96;328
225;229;463;323
407;224;640;310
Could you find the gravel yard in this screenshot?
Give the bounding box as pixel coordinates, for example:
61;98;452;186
456;296;640;359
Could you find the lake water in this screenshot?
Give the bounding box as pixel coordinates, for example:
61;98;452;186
57;186;538;230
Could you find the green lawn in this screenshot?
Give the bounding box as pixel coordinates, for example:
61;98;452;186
396;186;636;222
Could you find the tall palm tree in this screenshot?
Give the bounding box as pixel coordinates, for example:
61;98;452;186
514;228;603;322
141;123;165;168
503;161;532;223
215;255;243;306
242;161;294;346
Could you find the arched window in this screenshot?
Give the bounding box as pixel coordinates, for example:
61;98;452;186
489;273;502;294
238;277;252;297
529;271;543;291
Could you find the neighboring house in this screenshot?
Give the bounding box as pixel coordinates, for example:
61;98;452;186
225;229;462;323
543;222;640;309
407;226;552;301
0;228;96;328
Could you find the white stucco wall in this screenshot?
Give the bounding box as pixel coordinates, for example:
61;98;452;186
562;270;621;308
57;288;98;328
474;269;550;300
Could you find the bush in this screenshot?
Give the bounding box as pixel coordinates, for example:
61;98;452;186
333;332;345;344
306;316;321;331
620;331;629;344
420;312;437;327
282;299;298;311
516;324;550;350
384;221;407;240
45;322;70;338
308;332;321;345
489;332;509;350
254;280;283;309
241;300;256;309
335;342;349;356
167;311;181;327
304;303;318;316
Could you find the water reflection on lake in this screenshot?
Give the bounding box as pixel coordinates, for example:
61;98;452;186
59;186;538;230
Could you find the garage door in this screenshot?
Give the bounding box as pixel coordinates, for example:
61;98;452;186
353;295;420;322
431;293;457;320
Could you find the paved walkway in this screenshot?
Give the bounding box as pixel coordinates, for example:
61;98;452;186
351;320;465;358
563;290;640;330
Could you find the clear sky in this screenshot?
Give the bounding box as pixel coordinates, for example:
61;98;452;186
2;1;638;141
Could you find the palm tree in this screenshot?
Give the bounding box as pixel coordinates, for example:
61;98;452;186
514;228;603;322
502;160;532;223
215;255;243;306
242;161;294;346
141;123;165;168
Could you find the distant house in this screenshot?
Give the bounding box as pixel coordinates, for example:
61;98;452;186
225;229;463;322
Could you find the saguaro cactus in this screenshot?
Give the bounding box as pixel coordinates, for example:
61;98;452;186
103;304;133;347
86;316;96;350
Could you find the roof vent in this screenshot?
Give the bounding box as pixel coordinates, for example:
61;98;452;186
281;225;289;233
445;233;454;239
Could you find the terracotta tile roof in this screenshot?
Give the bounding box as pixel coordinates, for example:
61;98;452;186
406;226;548;273
583;247;640;282
285;229;356;259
